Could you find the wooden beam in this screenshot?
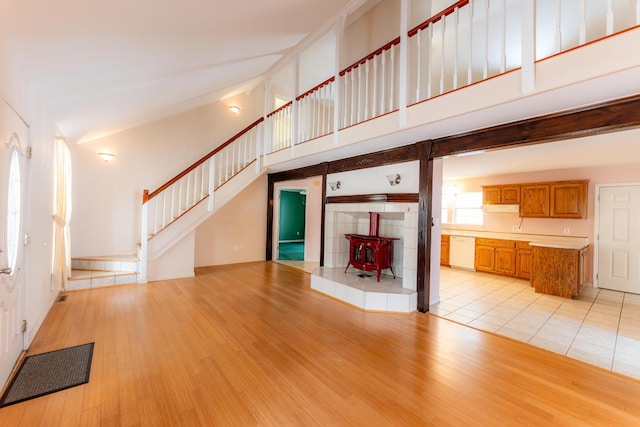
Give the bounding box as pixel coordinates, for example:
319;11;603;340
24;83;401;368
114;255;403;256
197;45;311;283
432;94;640;158
327;144;420;174
326;193;419;204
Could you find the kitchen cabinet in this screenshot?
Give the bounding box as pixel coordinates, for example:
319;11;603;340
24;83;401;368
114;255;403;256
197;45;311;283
515;241;532;280
520;180;588;219
531;245;589;297
441;235;450;266
475;238;516;275
550;181;588;218
482;185;520;205
520;184;550;217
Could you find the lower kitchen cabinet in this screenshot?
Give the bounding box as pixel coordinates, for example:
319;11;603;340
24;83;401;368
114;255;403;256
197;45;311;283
475;241;496;272
531;245;588;297
475;238;531;279
441;235;450;266
475;239;516;275
515;241;532;280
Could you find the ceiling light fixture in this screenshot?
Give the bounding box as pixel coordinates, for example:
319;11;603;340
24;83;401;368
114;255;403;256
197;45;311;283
98;152;115;162
229;105;240;114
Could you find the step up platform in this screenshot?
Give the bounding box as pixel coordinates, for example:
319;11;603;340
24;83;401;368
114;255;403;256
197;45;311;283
68;256;139;290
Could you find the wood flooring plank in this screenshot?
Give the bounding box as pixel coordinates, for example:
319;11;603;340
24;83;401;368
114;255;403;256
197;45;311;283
0;261;639;426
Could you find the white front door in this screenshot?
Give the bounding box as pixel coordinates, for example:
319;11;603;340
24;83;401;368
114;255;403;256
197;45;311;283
0;100;28;387
597;185;640;294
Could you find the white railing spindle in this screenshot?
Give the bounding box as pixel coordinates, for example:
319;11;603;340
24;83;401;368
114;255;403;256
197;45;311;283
579;0;586;45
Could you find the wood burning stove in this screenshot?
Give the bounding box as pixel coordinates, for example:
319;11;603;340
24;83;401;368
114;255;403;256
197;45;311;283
344;212;398;282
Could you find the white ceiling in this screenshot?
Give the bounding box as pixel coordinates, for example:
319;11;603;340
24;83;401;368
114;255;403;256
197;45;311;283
0;0;355;142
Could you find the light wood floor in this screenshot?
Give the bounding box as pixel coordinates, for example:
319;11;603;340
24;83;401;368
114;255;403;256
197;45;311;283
1;262;640;426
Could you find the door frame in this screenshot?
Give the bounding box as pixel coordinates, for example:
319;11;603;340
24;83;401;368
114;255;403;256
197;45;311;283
593;182;640;290
273;186;309;261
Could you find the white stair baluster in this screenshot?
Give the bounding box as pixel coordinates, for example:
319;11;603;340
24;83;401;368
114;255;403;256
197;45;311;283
468;0;474;85
208;157;215;211
440;17;446;95
390;45;395;111
606;0;614;36
427;24;433;99
500;0;506;73
454;7;460;89
578;0;586;45
416;29;422;103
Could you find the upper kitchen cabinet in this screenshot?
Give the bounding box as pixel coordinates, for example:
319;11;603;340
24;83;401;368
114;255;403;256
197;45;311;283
482;185;520;205
520;184;550;217
550;181;588;219
520;180;589;219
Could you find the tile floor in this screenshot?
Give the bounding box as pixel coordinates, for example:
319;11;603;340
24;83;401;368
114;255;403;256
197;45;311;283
431;267;640;380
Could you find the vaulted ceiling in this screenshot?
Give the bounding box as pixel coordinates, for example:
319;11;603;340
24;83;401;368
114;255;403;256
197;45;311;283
0;0;354;142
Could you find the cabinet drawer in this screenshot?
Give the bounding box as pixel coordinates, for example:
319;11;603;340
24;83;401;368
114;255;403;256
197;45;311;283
476;238;515;248
516;241;531;249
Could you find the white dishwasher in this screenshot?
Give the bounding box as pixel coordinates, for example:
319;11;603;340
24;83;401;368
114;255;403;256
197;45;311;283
449;236;476;271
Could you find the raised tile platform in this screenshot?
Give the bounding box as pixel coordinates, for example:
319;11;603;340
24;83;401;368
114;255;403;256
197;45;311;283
68;255;139;290
311;267;417;313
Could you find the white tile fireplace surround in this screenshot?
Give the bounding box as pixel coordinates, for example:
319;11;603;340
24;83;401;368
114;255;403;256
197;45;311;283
311;202;419;312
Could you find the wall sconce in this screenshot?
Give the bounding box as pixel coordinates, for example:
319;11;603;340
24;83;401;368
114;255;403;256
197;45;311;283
386;174;401;186
229;105;240;114
98;152;115;162
329;181;341;191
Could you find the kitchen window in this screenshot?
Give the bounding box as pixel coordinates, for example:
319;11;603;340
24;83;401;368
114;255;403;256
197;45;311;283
442;187;483;226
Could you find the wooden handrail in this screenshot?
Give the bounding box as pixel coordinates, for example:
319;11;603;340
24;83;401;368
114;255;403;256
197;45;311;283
266;100;293;118
339;37;401;76
408;0;470;37
143;117;264;203
296;76;336;101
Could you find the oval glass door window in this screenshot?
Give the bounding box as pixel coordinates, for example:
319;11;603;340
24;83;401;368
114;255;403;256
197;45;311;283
6;149;21;272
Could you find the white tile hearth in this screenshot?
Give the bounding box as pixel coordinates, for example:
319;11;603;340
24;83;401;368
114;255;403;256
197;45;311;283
311;267;417;313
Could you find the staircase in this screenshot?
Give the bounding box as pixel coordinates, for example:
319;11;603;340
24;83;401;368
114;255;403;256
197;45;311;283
67;255;139;290
139;118;266;282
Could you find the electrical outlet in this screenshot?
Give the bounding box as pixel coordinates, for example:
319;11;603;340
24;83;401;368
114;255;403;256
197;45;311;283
563;227;570;234
512;225;522;231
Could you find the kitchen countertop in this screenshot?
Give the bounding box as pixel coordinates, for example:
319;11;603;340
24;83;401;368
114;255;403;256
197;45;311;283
441;229;589;250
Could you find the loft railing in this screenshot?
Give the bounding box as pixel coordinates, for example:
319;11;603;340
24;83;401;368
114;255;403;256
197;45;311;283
265;101;293;154
264;0;639;153
340;38;401;128
296;77;336;143
142;118;264;239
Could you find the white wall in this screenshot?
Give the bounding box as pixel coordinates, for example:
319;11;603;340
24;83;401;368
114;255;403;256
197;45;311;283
327;161;420;195
71;85;265;257
194;174;268;267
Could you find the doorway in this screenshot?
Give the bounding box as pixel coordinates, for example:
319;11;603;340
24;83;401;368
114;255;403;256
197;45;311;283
278;189;306;261
596;184;640;294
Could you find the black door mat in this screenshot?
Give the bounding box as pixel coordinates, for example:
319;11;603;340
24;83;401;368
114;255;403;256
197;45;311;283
0;342;94;407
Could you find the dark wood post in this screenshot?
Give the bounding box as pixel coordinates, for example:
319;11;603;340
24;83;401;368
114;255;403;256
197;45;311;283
417;141;433;313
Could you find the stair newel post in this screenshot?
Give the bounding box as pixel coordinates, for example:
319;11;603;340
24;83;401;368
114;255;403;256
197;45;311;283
140;190;149;283
208;156;216;211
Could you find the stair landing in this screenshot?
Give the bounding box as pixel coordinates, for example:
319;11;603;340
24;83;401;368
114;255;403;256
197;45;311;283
68;256;139;290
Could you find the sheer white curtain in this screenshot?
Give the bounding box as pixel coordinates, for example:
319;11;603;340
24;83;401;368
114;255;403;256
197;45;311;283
51;137;72;291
